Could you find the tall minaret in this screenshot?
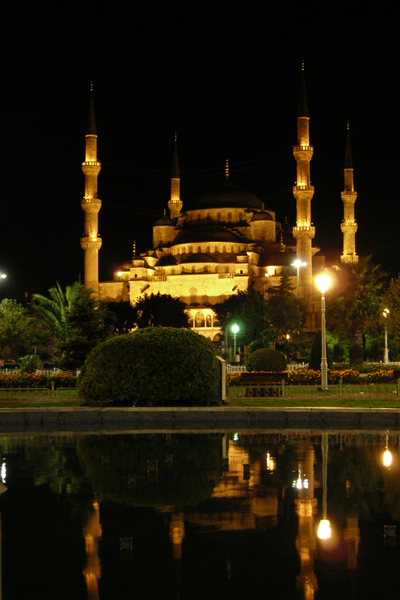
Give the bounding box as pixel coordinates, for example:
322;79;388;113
340;123;358;264
80;82;102;295
292;62;315;299
168;132;182;220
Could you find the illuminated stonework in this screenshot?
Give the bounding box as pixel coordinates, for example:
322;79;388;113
340;124;358;264
80;85;102;296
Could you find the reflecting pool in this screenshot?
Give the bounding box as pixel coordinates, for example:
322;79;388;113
1;430;400;599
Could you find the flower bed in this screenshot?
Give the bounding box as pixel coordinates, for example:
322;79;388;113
0;372;77;389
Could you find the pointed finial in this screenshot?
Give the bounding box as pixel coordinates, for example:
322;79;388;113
133;240;136;257
225;159;229;178
90;79;94;92
301;57;305;71
261;203;265;210
344;122;353;169
174;131;177;143
347;120;350;130
163;209;167;217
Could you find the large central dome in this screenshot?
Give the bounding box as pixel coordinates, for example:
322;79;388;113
192;177;263;210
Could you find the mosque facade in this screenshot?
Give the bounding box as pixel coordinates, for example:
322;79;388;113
80;73;357;340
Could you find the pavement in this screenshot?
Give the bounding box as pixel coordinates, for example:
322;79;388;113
1;405;400;434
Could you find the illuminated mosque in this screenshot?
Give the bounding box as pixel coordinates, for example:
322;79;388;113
80;71;358;338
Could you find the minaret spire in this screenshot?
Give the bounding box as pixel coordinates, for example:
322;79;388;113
80;82;102;295
340;122;358;264
168;131;182;220
292;61;315;301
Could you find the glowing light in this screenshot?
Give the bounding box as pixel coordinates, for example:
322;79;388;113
231;324;239;335
233;433;239;442
383;449;392;467
317;519;332;540
1;459;6;483
316;272;330;294
265;452;276;471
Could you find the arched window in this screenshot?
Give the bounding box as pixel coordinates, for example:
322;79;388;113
197;246;201;253
217;213;221;222
197;214;201;221
206;314;212;327
195;312;205;327
228;212;232;222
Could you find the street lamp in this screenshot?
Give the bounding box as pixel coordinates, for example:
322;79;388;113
291;259;307;298
316;272;330;391
383;308;390;365
231;324;239;363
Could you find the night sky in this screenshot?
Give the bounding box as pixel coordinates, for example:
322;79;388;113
0;2;398;301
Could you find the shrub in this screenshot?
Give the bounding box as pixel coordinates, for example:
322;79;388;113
77;327;221;406
245;348;286;372
19;354;42;374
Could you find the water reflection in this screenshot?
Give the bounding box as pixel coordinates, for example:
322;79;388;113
1;431;400;599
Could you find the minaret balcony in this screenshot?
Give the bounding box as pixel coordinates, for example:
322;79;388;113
293;225;315;239
293;146;313;161
80;236;102;251
341;221;358;231
293;185;314;192
81;198;102;212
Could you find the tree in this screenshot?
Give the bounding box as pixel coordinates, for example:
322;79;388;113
382;276;400;338
32;282;115;368
266;274;306;356
327;257;386;363
0;299;31;359
32;281;83;342
133;293;189;328
212;285;270;347
106;301;137;334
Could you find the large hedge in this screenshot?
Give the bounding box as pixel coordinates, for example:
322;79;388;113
77;327;220;406
245;348;286;372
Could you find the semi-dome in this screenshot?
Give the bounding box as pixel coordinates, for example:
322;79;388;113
174;225;245;245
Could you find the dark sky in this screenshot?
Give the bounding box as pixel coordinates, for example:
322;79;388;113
0;2;398;301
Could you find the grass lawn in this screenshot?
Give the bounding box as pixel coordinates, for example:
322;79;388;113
0;389;81;408
226;395;400;408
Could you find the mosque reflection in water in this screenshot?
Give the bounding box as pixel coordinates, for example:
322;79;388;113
1;430;400;599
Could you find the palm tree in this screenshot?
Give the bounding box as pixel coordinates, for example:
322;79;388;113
31;281;83;342
327;257;386;363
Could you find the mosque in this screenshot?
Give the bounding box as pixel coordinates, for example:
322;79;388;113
80;72;358;340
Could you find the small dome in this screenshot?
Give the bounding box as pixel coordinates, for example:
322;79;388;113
251;209;273;222
154;209;174;226
155;215;174;226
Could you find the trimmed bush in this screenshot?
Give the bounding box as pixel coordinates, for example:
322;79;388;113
245;348;286;372
77;327;220;406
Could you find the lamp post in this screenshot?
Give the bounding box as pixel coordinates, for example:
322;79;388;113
383;308;390;365
316;272;330;391
291;259;307;298
231;324;239;363
0;273;6;301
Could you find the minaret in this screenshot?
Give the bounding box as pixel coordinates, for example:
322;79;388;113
340;123;358;264
80;82;102;295
292;62;315;299
168;132;182;220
